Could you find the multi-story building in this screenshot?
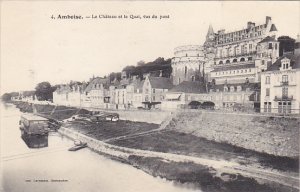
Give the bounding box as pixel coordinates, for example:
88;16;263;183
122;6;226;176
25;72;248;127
82;77;109;108
161;81;207;110
53;83;85;107
126;77;144;109
260;39;300;114
162;81;260;110
142;76;173;109
209;16;279;85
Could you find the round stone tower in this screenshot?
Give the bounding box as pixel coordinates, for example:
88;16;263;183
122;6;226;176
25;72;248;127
171;45;206;85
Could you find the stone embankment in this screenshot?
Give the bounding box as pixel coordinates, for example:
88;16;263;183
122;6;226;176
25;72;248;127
58;127;299;191
14;101;171;124
166;110;300;158
87;109;171;124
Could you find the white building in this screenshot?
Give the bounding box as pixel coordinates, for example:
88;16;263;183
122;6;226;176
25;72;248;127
53;84;84;107
142;76;173;109
260;51;300;114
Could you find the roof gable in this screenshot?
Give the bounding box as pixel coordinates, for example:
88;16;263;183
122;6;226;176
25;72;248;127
148;77;173;89
259;36;277;43
266;53;300;72
170;81;207;94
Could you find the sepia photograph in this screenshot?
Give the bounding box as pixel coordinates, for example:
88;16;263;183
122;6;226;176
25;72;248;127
1;1;300;192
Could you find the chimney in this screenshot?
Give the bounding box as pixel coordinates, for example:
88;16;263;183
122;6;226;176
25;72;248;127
266;16;272;25
247;22;252;29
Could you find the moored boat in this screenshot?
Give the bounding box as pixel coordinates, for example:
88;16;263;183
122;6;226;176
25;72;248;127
68;140;87;151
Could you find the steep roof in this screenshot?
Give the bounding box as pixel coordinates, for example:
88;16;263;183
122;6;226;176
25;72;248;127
169;81;207;94
55;84;72;94
84;77;109;92
148;77;173;89
259;36;277;43
212;64;255;72
210;82;260;92
269;24;278;32
206;24;214;38
266;52;300;72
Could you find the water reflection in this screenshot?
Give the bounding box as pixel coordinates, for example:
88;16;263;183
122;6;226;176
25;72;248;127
21;131;48;148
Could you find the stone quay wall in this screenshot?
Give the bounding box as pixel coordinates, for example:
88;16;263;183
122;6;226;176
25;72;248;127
167;110;300;158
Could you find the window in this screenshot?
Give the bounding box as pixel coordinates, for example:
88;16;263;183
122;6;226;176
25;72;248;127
153;89;155;93
282;75;288;82
224;87;228;92
240;58;245;62
237;86;242;92
264;102;271;113
265;76;270;84
230;86;235;92
226;60;230;64
152;96;155;101
219;61;223;64
275;44;278;50
269;43;272;49
278;101;291;114
233;59;237;63
191;76;195;81
266;88;270;96
184;66;187;77
282;87;288;97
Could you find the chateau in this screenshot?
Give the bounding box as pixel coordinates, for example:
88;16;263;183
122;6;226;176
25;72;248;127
165;16;280;110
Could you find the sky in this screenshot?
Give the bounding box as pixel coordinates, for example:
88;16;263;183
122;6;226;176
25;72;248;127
1;1;299;93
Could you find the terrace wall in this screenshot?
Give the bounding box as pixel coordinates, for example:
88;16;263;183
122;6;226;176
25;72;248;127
167;110;300;158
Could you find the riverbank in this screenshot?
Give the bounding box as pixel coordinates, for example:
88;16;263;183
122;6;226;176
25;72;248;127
11;101;299;191
58;127;297;192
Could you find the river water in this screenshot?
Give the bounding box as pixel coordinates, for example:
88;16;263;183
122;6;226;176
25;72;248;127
0;102;201;192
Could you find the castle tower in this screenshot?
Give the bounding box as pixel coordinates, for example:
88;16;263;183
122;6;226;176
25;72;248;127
171;45;206;85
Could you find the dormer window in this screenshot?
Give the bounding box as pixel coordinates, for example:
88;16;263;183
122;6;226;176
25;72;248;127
230;86;235;92
224;87;228;92
281;58;291;70
237;86;242;92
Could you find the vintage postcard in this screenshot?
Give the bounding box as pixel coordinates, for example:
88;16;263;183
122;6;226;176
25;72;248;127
1;1;299;192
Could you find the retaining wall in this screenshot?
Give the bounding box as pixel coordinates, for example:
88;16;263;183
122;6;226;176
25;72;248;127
96;110;171;124
167;111;300;158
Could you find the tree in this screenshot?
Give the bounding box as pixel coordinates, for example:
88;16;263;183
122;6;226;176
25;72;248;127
35;81;53;101
278;36;295;56
1;93;12;101
137;60;145;66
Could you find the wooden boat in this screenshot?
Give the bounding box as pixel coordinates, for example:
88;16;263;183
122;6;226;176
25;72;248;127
68;140;87;151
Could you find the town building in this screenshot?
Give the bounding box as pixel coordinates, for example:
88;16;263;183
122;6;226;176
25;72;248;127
82;77;110;108
126;77;144;109
161;81;207;110
53;83;85;107
260;37;300;114
142;76;173;109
